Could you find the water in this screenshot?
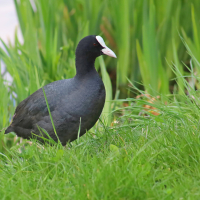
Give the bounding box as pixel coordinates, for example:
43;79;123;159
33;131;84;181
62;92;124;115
0;0;22;44
0;0;22;81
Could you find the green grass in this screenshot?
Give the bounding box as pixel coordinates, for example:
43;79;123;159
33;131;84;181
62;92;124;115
1;87;200;199
2;0;200;97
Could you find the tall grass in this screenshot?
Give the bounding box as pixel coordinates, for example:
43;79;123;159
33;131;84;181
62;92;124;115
1;61;200;199
1;0;200;99
0;68;15;150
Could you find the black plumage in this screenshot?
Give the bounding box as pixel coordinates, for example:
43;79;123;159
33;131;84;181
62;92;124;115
5;35;116;145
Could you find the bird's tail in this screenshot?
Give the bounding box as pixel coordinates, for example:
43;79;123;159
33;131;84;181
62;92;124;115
0;127;6;132
1;126;14;134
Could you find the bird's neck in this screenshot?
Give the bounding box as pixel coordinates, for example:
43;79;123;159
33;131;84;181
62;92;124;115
75;55;96;77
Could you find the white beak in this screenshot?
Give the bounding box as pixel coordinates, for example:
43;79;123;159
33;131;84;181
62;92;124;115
96;35;117;58
101;46;117;58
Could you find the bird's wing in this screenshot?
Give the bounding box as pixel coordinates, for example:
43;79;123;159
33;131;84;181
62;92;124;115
11;79;73;129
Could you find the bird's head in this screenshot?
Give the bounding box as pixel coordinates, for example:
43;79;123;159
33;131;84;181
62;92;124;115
76;35;117;60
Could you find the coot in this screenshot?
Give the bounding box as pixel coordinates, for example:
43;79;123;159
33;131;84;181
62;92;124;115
5;35;116;145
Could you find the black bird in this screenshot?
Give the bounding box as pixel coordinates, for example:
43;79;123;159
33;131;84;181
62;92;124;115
4;35;116;145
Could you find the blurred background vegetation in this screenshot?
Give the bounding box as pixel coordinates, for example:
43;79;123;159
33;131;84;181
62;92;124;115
1;0;200;146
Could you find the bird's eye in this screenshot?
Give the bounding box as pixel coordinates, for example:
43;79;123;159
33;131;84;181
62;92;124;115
93;43;98;46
